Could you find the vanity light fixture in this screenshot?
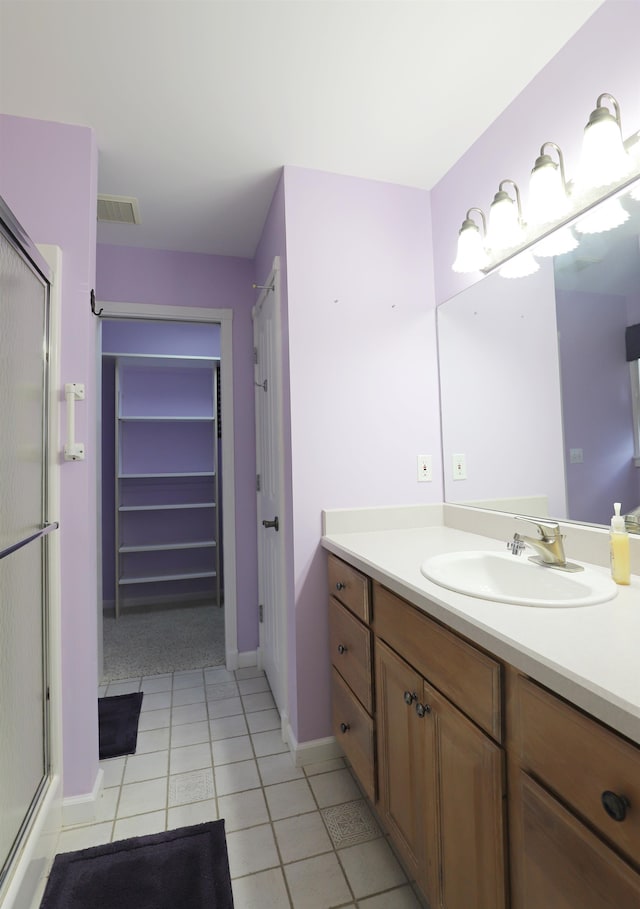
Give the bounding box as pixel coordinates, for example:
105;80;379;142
452;208;489;273
451;91;639;278
486;180;525;250
574;93;630;192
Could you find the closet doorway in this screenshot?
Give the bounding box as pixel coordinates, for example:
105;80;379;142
97;304;237;682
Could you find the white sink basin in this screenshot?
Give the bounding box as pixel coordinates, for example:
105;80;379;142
420;550;618;607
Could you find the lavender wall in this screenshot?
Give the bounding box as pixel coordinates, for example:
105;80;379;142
280;166;439;743
431;0;640;306
0;114;100;797
557;288;640;524
96;245;259;651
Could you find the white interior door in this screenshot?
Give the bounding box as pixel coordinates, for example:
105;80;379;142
253;258;288;726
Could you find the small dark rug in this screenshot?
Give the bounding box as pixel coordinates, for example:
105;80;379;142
98;692;143;759
39;820;234;909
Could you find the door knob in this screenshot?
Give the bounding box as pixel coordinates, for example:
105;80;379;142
262;517;279;531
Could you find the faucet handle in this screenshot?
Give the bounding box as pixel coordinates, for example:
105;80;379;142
507;535;526;556
514;516;561;541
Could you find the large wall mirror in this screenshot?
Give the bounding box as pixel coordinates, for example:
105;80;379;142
438;175;640;529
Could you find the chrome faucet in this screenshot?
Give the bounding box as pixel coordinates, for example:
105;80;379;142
507;517;584;573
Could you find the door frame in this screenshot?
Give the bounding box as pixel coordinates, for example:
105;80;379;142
94;302;238;668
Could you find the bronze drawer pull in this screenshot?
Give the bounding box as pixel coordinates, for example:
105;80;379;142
340;722;350;734
404;691;417;705
416;702;431;718
335;581;346;591
601;790;630;822
337;644;347;654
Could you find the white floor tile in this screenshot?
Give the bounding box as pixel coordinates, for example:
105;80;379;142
137;707;171;731
251;729;288;757
210;713;248;741
339;838;406;899
123;749;169;784
226;823;280;878
57;823;113;853
170;720;210;747
100;756;126;788
167;798;218;830
94;787;119;823
231;867;291;909
207;696;243;719
135;726;171;755
212;734;254;765
117;777;168;817
140;674;172;694
113;810;166;841
264;778;316;821
172;684;205;707
172;669;205;689
170;742;213;775
242;691;276;713
303;758;346;777
204;666;236;684
217;788;270;833
308;769;361;808
206;680;240;701
284;851;352;909
246;708;281;734
215;759;261;797
171;701;208;726
234;667;264;680
106;679;141;696
257;752;305;787
273;810;333;864
168;768;215;806
358;885;423;908
237;675;271;695
140;690;171;712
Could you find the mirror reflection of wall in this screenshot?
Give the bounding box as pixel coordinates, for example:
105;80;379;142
438;179;640;529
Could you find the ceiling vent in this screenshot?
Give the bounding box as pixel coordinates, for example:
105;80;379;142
97;194;141;225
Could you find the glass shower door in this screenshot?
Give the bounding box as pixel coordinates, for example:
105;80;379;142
0;221;52;891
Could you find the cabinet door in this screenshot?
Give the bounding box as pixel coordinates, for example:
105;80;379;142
515;773;640;909
428;682;507;909
375;640;439;904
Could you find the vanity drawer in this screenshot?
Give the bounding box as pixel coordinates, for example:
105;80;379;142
331;667;376;802
328;554;371;624
513;675;640;866
373;582;502;741
329;596;373;713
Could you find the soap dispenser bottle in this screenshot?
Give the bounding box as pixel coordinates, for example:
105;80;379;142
610;502;630;585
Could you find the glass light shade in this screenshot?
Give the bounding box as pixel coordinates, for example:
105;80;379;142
486;193;523;250
630;181;640;202
532;226;579;258
575;111;630;192
499;251;540;279
574;197;629;234
452;221;488;273
528;159;570;225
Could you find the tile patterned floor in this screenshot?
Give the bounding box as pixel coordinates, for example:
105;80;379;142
56;667;423;908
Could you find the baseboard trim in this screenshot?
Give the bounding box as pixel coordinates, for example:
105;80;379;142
286;726;343;768
237;650;258;669
61;767;104;828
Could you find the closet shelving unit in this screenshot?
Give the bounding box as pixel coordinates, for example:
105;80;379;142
112;354;220;617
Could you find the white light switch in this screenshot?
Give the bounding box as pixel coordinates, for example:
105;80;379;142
452;453;467;480
417;454;432;482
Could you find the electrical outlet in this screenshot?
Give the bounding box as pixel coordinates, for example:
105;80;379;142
417;454;432;482
452;453;467;480
569;447;583;464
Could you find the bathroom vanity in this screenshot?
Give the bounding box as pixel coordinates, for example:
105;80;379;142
323;507;640;909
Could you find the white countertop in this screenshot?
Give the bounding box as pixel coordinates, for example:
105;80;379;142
322;518;640;745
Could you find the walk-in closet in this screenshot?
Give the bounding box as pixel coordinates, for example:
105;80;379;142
100;319;224;680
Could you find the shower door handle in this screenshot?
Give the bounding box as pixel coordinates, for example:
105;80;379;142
262;517;279;532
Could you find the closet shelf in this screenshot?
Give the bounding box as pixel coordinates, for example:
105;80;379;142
118;570;218;586
119;503;216;512
119;540;217;553
118;471;216;479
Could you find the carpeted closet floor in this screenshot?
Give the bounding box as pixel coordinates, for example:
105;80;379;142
101;603;225;682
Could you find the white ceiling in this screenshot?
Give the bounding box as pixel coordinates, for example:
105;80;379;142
0;1;603;258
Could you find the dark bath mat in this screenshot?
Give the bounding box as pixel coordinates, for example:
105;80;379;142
98;691;143;759
39;820;234;909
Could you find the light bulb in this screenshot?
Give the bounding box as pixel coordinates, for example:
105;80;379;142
499;251;540;279
574;197;629;234
575;94;630;193
528;144;570;226
532;227;579;258
486;186;524;250
452;209;488;273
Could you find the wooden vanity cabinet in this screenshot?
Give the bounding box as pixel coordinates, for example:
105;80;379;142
327;554;376;801
374;583;507;909
507;671;640;908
